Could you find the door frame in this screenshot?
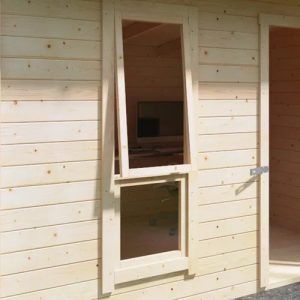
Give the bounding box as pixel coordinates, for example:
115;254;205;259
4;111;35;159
259;13;300;289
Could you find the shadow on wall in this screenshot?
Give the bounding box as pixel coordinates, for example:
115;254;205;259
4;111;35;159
235;176;257;195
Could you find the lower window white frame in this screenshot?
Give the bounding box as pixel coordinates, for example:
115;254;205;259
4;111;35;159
114;175;188;284
115;254;188;284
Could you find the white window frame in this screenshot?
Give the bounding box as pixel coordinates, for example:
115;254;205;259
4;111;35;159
102;0;198;294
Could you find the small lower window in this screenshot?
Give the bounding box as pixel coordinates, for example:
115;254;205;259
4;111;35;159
121;182;180;259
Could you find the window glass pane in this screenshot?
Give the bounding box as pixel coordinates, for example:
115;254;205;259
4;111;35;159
121;20;185;169
121;182;180;260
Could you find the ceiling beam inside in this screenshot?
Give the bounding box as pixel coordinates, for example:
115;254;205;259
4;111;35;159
123;22;162;41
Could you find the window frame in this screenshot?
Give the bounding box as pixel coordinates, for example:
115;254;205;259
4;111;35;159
102;0;199;294
115;175;187;284
115;4;197;178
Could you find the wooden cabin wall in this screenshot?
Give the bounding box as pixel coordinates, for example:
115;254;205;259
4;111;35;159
270;27;300;232
1;0;300;299
1;0;102;299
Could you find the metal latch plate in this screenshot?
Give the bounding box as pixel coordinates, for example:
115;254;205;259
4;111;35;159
250;166;269;176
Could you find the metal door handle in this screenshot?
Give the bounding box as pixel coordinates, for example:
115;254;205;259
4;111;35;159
250;166;269;176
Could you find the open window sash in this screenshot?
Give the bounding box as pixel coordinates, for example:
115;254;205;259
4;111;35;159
115;11;197;179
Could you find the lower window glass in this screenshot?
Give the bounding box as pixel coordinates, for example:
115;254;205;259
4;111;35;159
121;182;179;260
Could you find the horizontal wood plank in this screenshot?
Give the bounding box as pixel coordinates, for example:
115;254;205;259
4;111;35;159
1;260;99;297
2;141;99;166
2;36;101;60
198;133;258;152
198;65;258;83
0;280;98;300
2;101;100;122
2;15;101;40
2;0;101;20
183;281;257;300
198;12;258;34
2;160;100;188
2;121;98;144
1;200;100;232
199;29;258;49
198;182;258;205
198;116;257;134
197;199;257;223
1;220;99;253
2;80;100;101
198;165;257;187
197;215;258;240
1;180;100;210
2;58;100;80
198;82;258;100
196;248;257;276
197;100;257;117
198;232;257;258
198;149;257;169
199;47;258;66
2;240;99;275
